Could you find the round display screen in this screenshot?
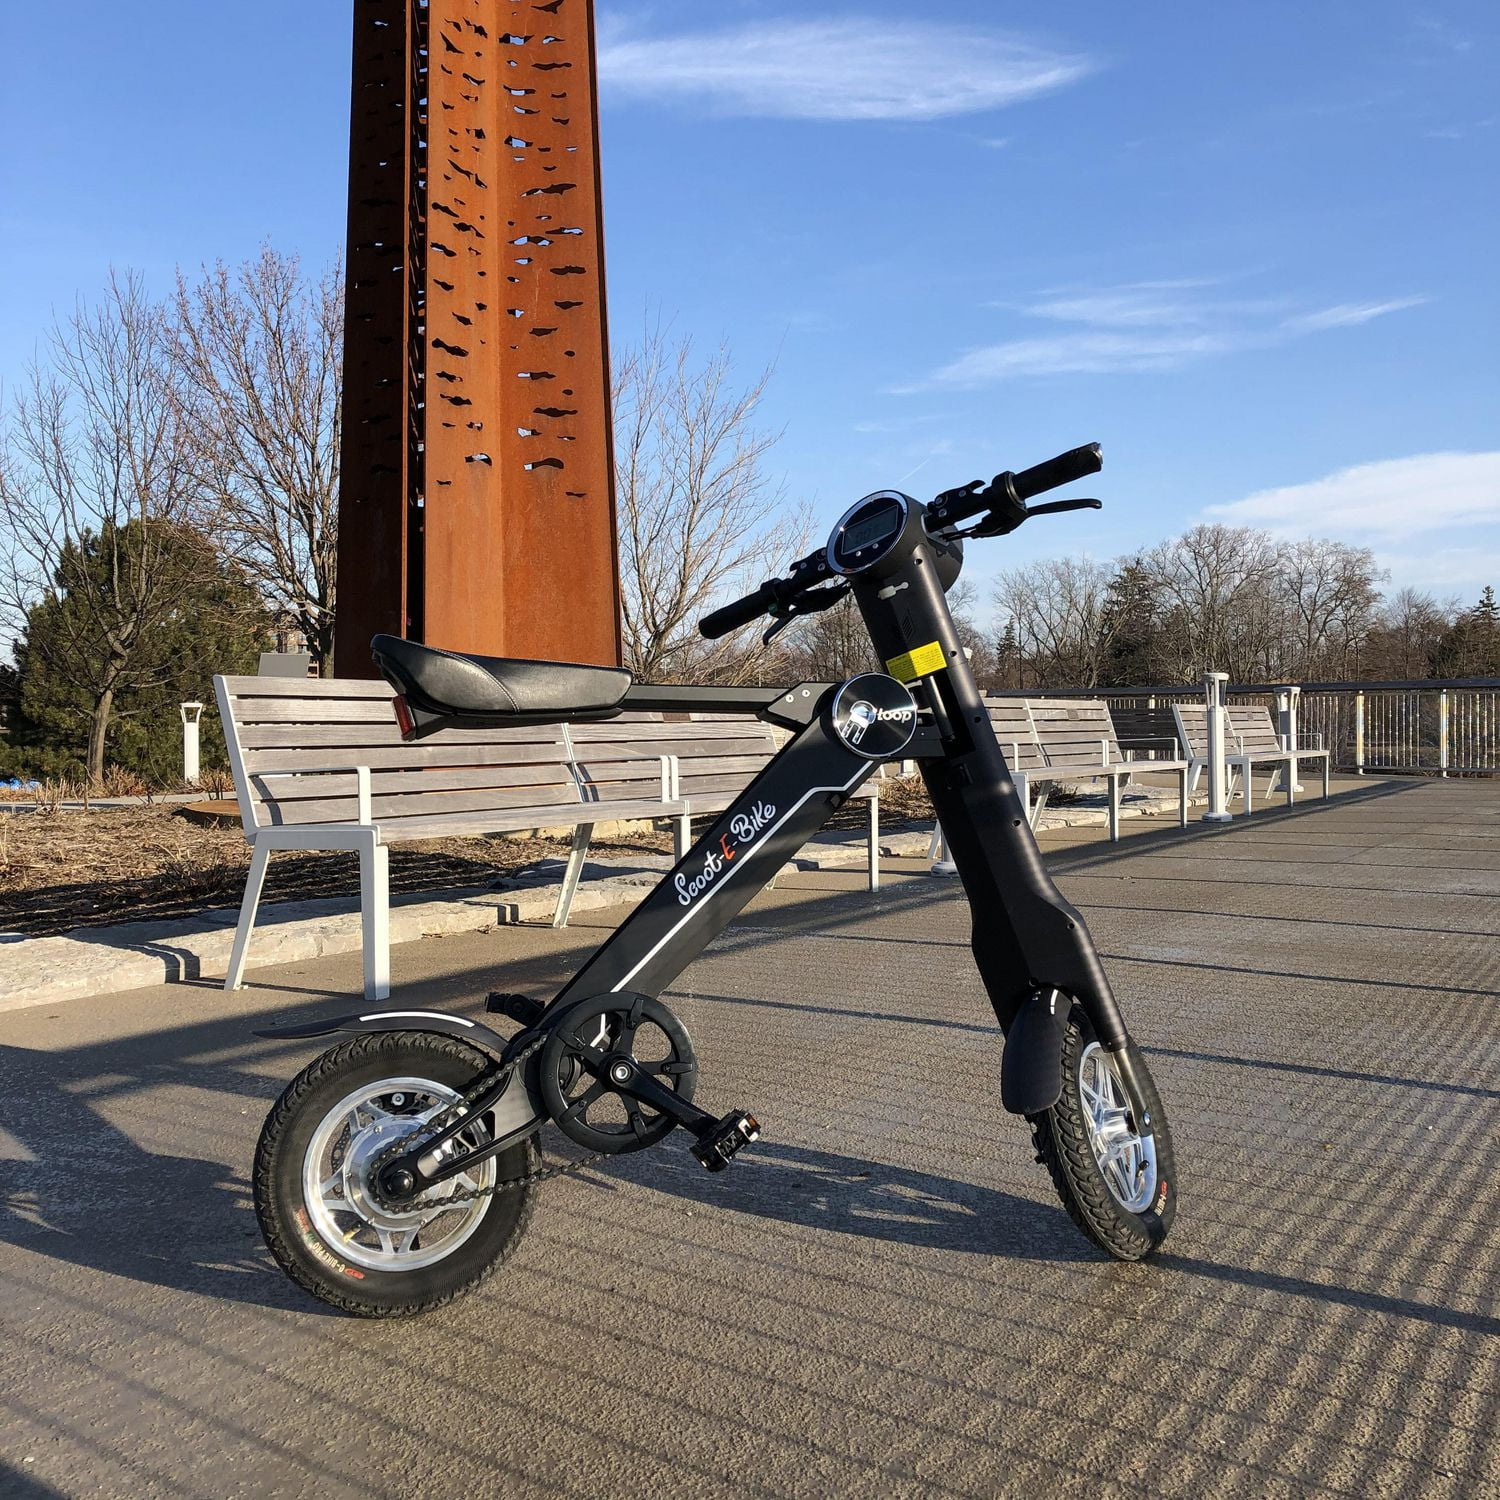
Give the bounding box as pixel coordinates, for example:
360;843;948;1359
827;492;909;575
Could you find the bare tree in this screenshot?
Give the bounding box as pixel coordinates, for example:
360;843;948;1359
175;247;341;670
1145;524;1281;681
1277;538;1384;679
0;274;204;781
994;556;1116;688
1363;587;1453;678
613;329;808;683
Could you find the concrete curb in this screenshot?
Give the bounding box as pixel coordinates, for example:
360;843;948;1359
0;792;1191;1012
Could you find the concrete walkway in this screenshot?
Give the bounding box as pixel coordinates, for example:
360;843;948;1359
0;777;1496;1497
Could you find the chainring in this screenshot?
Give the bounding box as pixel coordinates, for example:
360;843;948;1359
539;993;698;1154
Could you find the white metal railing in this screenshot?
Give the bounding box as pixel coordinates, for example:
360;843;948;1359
1009;679;1500;777
1297;687;1500;775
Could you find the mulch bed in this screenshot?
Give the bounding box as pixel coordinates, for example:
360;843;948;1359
0;779;936;939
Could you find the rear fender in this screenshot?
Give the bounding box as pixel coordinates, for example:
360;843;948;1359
253;1008;512;1066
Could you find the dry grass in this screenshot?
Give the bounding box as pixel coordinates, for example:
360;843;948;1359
0;777;932;939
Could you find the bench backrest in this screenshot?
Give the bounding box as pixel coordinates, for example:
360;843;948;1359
983;699;1047;772
569;711;781;803
1028;698;1123;769
1173;701;1284;760
1109;704;1183;755
1227;704;1284;754
215;676;579;833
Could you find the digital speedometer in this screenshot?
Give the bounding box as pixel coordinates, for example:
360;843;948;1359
827;491;912;575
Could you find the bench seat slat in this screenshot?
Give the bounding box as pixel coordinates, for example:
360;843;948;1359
238;743;572;774
374;798;679;842
250;781;586;825
238;724;567;752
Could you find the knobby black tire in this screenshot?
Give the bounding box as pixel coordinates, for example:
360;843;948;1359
1028;1004;1177;1261
254;1030;537;1318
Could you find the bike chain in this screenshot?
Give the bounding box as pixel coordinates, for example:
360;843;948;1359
368;1029;609;1210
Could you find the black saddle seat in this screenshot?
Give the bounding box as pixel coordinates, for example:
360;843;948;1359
371;634;631;720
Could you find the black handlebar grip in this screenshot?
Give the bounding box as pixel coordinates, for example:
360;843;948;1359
700;581;778;640
1012;442;1103;502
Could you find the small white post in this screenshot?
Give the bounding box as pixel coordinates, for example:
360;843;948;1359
1202;672;1232;822
1276;685;1305;793
180;701;204;785
1438;689;1449;777
1354;691;1366;775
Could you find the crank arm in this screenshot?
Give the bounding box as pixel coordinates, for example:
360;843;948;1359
576;1047;716;1132
577;1047;762;1170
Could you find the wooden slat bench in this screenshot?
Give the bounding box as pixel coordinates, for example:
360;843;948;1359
933;698;1188;863
1023;698;1190;840
1173;701;1331;813
1108;703;1184;760
568;711;885;889
215;675;683;1000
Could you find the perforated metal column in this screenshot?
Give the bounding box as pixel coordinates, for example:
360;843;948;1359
336;0;621;674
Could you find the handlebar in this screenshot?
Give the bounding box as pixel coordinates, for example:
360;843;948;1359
699;581;784;641
699;442;1103;640
1012;442;1103;502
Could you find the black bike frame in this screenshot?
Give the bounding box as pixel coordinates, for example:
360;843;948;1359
379;502;1143;1191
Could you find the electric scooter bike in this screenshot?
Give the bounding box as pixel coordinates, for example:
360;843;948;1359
252;442;1176;1317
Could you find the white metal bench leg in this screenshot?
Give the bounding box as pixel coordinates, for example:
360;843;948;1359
868;794;879;891
1238;759;1254;814
1285;759;1296;808
1177;766;1189;828
1188;762;1204;794
928;823;944;860
673;813;691;862
224;842;271;991
554;822;593;929
1029;782;1050;828
1108;775;1121;842
1322;755;1330;799
360;837;390;1001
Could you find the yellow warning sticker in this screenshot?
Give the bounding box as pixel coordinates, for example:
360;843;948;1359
885;640;947;682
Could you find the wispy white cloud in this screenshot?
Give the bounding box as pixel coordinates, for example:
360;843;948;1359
905;279;1426;389
1205;452;1500;540
1280;297;1429;333
597;19;1093;122
922;332;1229;384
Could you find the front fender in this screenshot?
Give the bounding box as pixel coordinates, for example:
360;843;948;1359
253;1008;513;1065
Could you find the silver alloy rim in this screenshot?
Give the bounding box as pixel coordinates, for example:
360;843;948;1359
302;1076;495;1272
1077;1043;1157;1214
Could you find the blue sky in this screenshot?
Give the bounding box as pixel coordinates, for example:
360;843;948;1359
2;1;1496;612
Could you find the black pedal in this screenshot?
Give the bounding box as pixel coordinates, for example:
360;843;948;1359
486;992;545;1026
690;1111;761;1172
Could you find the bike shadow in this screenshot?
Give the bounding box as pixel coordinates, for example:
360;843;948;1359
0;1042;330;1315
609;1138;1098;1263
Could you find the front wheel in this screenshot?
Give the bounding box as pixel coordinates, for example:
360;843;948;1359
1029;1005;1176;1260
254;1030;538;1317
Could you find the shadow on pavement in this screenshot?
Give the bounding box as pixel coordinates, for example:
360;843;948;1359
604;1138;1096;1262
0;1042;329;1315
0;1460;69;1498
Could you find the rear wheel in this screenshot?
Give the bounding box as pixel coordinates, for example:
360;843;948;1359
254;1031;537;1317
1029;1005;1176;1260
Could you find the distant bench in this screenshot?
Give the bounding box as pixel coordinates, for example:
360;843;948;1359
214;676;883;1000
985;696;1191;841
1173;701;1330;812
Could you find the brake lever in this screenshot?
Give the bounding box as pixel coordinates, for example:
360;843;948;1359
1025;497;1103;517
760;582;851;644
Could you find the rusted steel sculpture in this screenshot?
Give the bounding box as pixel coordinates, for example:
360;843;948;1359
335;0;622;672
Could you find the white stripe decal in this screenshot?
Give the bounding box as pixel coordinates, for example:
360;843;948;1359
358;1010;475;1026
611;764;868;993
